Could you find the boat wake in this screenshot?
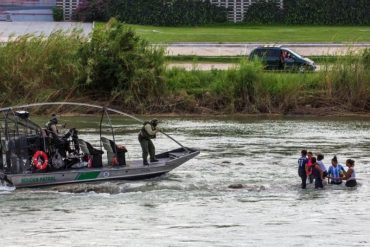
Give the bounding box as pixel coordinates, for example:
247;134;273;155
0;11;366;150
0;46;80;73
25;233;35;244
46;179;206;194
0;184;16;193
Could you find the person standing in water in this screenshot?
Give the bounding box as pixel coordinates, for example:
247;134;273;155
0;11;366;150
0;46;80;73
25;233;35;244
342;159;357;187
327;156;345;185
306;151;314;183
316;153;327;179
298;150;308;189
138;119;160;166
311;157;324;189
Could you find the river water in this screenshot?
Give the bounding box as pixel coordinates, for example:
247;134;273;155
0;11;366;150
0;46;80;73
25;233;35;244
1;116;370;247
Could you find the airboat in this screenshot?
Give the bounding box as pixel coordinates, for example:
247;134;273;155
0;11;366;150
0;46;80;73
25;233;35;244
0;102;199;189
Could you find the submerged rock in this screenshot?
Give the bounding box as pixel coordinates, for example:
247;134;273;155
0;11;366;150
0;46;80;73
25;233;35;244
228;184;244;189
228;184;267;191
235;162;245;166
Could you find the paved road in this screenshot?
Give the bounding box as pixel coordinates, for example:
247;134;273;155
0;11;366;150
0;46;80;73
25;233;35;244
164;42;370;56
168;63;329;71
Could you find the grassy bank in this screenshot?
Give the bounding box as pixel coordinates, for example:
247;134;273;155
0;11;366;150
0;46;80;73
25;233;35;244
164;52;370;114
122;24;370;43
1;20;369;115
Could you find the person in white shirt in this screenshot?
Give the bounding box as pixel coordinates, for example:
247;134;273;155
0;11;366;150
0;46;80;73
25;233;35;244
316;153;327;178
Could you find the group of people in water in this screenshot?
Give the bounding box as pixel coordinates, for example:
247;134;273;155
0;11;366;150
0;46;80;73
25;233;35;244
298;150;357;189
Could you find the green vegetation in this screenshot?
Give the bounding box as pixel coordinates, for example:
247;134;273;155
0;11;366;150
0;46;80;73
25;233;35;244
245;0;369;25
244;1;283;24
0;20;369;115
283;0;369;25
75;0;226;25
79;19;166;110
0;19;165;112
165;51;370;113
119;24;370;43
52;6;64;22
75;0;368;26
0;30;85;104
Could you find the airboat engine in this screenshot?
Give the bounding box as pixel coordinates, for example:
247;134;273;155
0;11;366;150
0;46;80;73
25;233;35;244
15;111;30;119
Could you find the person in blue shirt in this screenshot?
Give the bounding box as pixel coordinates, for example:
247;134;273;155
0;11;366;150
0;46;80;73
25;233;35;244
298;150;308;189
327;156;345;185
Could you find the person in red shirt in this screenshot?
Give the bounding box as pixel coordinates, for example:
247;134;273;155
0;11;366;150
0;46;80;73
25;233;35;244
305;151;314;183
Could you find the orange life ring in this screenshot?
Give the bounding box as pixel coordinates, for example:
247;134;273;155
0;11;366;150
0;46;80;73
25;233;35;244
32;151;49;170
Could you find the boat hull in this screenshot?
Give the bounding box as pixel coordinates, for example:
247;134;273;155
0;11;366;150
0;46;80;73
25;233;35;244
3;148;200;189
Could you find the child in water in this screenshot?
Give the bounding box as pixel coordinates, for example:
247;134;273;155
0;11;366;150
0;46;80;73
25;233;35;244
311;157;324;189
306;151;314;183
342;159;357;187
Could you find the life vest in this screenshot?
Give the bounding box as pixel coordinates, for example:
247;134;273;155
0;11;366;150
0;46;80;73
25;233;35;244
139;122;156;139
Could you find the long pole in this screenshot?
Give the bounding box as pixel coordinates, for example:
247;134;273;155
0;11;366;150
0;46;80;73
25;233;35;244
160;131;189;152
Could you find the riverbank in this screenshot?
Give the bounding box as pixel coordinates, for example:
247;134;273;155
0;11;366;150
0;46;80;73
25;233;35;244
0;20;369;116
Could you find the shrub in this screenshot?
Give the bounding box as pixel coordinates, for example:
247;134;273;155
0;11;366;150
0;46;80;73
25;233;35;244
78;18;166;108
75;0;227;26
52;6;64;22
243;0;369;25
283;0;370;25
244;1;283;24
362;49;370;70
73;0;112;22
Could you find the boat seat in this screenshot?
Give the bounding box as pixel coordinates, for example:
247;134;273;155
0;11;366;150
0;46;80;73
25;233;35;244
78;139;90;155
78;139;104;155
101;137;127;166
78;139;103;168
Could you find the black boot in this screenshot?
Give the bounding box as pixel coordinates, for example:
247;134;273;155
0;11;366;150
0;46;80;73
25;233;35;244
143;160;149;166
150;158;159;163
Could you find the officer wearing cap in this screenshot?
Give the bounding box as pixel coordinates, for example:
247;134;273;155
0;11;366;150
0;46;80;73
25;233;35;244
46;113;59;135
138;119;160;166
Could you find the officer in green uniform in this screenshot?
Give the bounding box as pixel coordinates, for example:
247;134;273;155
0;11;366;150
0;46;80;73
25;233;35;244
45;113;59;135
138;119;160;166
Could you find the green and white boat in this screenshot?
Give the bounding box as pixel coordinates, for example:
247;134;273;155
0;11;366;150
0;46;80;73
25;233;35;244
0;102;199;189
